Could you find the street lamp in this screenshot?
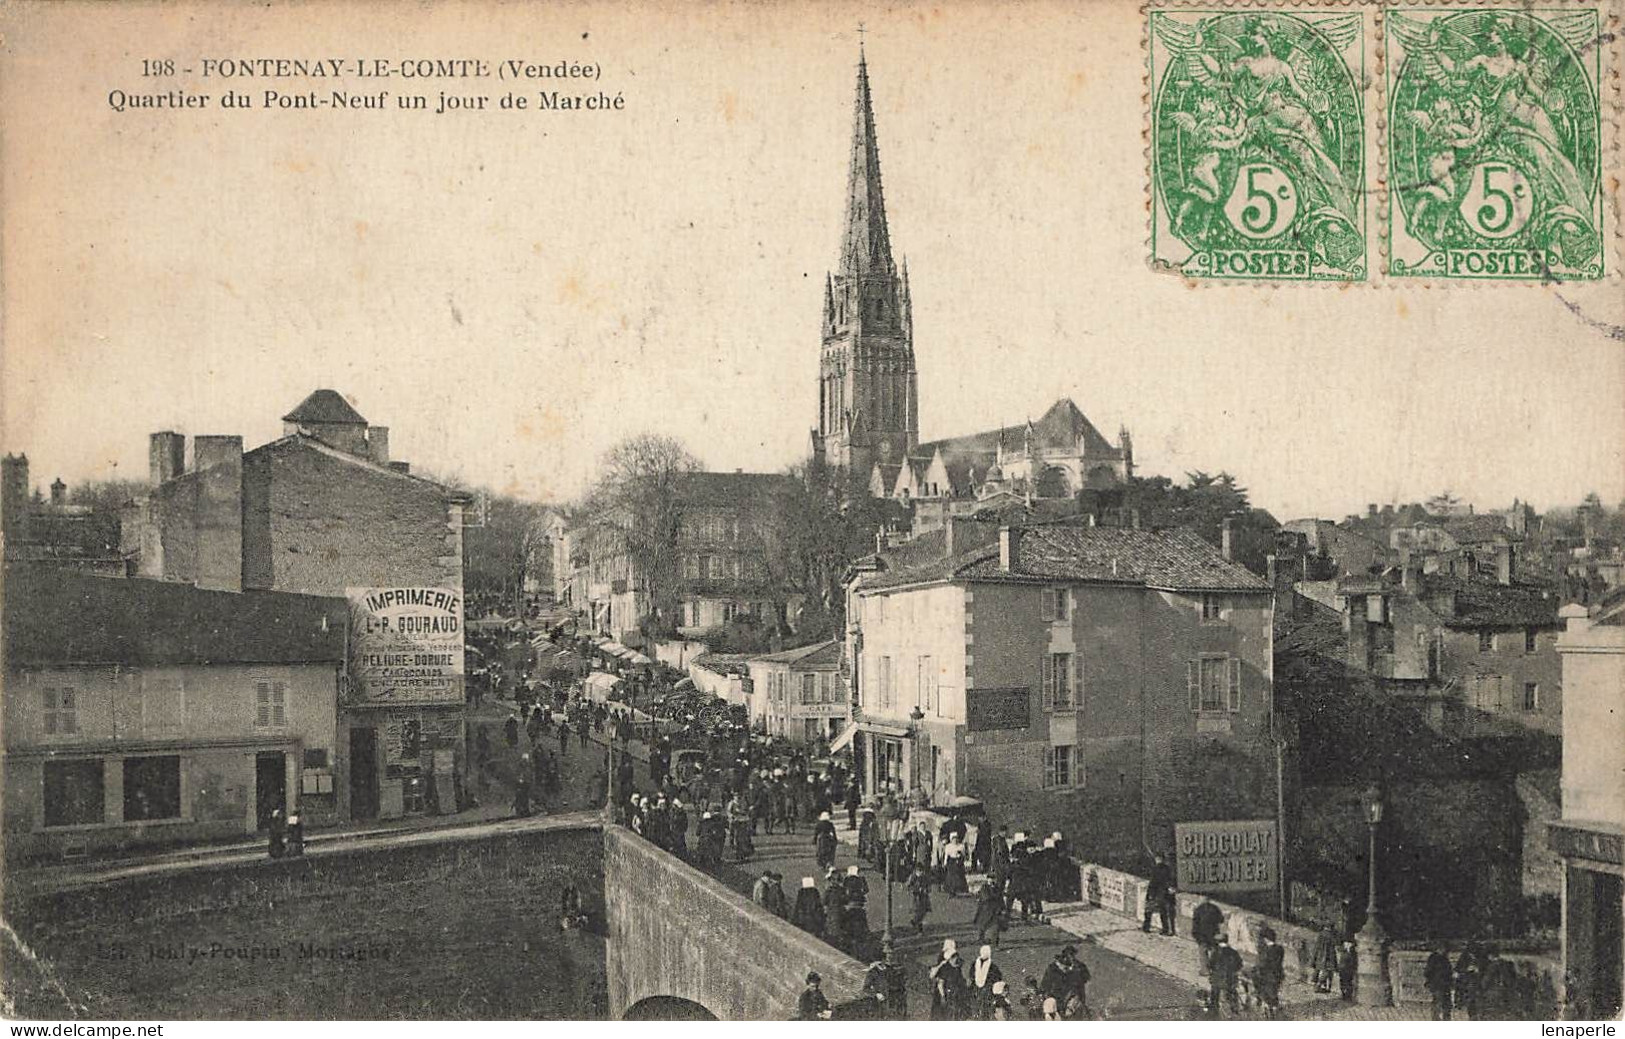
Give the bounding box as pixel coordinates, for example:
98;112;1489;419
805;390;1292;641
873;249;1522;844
1356;781;1393;1007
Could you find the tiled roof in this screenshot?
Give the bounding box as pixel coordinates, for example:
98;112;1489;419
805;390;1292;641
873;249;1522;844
4;566;347;667
860;523;1268;593
282;389;368;425
691;652;752;676
1444;515;1521;544
1446;580;1560;628
752;639;843;669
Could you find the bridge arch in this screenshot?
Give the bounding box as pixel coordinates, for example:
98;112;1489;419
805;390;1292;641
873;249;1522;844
624;996;717;1020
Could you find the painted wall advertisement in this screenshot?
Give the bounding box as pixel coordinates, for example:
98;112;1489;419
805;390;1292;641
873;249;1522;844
1174;819;1278;893
347;587;464;706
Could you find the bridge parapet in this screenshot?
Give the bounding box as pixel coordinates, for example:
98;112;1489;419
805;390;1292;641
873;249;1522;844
603;826;867;1020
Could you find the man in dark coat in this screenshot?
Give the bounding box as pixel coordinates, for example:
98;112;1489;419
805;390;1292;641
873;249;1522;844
503;714;519;748
1425;944;1455;1020
796;971;832;1020
844;780;861;831
973;880;1005;947
813;811;838;869
1208;934;1242;1017
1253;926;1286;1018
1192;897;1224;975
792;876;826;935
1143;852;1176;935
1039;945;1089;1019
908;865;934;934
669;799;690;859
861;958;906;1021
513;772;532;817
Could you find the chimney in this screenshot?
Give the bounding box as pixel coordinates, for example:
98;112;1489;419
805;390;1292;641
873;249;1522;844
49;477;66;506
1221;516;1236;562
1266;554;1279;590
1495;544;1513;586
1367;504;1378;518
998;526;1018;572
1130;508;1142;530
1;453;30;543
1401;558;1422;593
368;426;390;466
192;435;243;592
149;431;185;485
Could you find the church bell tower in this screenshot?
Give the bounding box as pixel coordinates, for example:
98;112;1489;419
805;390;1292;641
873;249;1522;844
813;45;918;483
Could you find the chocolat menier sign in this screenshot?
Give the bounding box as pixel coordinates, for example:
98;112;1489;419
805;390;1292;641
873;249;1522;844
1174;819;1278;894
346;587;464;706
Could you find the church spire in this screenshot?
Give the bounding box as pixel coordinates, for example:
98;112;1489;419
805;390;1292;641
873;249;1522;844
840;45;895;280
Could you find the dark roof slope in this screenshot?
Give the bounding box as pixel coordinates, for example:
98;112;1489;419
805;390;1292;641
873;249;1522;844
915;398;1123;468
4;567;347;667
282;389;368;426
1446;580;1560;628
862;523;1268;593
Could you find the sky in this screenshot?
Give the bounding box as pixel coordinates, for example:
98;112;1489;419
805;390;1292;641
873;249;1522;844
3;0;1621;522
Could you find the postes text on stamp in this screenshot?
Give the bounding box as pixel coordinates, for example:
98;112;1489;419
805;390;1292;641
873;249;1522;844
1150;10;1367;281
1386;9;1604;281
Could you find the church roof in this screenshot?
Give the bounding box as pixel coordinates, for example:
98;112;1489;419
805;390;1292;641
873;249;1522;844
282;389;368;426
912;399;1123;483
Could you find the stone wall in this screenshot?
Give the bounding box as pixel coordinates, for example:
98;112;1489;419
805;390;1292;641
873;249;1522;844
603;825;866;1020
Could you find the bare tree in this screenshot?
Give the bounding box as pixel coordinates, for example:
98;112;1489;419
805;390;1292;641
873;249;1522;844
581;433;703;631
464;495;552;616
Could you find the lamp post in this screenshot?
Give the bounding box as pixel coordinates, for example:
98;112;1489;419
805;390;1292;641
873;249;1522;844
1356;782;1393;1007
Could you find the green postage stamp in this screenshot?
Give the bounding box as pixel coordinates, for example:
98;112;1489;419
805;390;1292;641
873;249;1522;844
1149;10;1368;281
1387;9;1605;280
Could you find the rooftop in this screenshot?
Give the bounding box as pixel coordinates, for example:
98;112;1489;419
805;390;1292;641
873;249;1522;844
4;566;347;667
860;523;1269;594
282;389;368;426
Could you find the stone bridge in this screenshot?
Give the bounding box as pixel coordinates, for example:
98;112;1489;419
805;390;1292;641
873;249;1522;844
603;824;868;1020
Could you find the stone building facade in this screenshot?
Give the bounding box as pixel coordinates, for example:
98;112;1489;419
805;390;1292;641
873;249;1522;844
121;390;470;823
1;566;346;861
843;520;1275;870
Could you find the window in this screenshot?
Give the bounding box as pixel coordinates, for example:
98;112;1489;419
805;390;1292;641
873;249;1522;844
1043;745;1077;789
801;673;817;705
43;759;104;827
684;555;699;580
1041;653;1075;712
122;755;182;821
42;687;79;736
303;748;329;769
1478;631;1494;653
917;655;935;713
1473;675;1504;711
1525;629;1538;653
1188;656;1241;713
1042;588;1069;622
698;555;714;581
1202;594;1227;623
880;656;893;709
1523;682;1540;712
255;681;287;728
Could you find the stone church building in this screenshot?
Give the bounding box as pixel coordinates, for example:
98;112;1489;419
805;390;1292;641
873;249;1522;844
810;49;1132;510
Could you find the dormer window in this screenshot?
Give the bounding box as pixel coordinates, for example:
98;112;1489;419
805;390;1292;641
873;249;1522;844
1201;594;1227;623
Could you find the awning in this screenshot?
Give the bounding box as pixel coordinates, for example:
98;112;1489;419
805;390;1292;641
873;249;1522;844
602;641;628;656
584;671;623;702
828;724;859;755
530;635;549;648
627;652;653;665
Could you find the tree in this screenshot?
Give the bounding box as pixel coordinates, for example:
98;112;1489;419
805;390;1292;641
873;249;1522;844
581;433;703;630
753;456;903;635
66;478;147;554
463;495;552;616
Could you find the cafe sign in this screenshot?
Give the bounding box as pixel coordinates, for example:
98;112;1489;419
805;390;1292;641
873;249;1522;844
1174;819;1277;893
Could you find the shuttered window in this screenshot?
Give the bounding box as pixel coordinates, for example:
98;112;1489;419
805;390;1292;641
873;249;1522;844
1190;657;1240;713
1042;653;1073;711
